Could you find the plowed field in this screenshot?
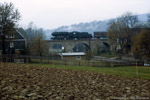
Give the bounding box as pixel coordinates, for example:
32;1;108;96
0;63;150;99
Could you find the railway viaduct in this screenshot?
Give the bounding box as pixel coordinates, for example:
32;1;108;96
46;39;110;54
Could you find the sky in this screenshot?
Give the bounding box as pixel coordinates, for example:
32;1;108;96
1;0;150;29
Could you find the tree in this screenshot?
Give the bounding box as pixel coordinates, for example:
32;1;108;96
17;24;47;56
133;29;150;60
25;22;38;41
19;22;47;56
107;12;139;54
30;33;46;56
0;2;21;54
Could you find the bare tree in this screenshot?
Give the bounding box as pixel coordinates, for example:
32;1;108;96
107;12;139;54
29;29;46;56
133;29;150;60
0;2;21;54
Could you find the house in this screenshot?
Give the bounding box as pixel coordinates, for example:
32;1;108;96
0;30;27;55
59;52;86;60
94;32;108;39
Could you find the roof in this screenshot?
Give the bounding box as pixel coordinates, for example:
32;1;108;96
59;52;86;56
16;29;26;40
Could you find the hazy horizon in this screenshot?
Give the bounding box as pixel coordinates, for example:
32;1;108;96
1;0;150;29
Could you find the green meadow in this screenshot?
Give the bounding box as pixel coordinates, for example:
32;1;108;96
24;63;150;80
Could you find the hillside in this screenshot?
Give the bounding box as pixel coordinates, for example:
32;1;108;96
44;13;149;39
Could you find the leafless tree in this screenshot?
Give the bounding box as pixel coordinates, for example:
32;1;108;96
107;12;139;54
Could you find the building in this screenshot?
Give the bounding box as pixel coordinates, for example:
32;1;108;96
94;32;108;39
59;52;86;60
0;30;27;55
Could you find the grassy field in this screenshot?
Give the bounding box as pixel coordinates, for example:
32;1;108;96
24;63;150;80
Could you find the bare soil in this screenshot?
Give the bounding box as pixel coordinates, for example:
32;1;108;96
0;63;150;100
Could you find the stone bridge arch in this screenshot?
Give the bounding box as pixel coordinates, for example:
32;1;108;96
72;43;91;52
48;42;67;54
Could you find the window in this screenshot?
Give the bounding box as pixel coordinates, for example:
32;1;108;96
10;42;14;48
76;56;81;60
9;34;15;38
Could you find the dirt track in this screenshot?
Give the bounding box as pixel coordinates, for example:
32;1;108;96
0;63;150;100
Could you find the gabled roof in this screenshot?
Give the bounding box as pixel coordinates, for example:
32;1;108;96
16;29;26;39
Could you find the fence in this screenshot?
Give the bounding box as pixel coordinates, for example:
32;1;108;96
0;55;147;67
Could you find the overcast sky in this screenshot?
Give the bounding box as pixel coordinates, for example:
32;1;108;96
1;0;150;29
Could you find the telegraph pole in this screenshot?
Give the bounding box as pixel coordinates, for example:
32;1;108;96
39;38;42;64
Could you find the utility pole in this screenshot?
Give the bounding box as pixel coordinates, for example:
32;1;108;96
88;38;91;60
39;38;42;64
39;38;41;56
136;60;138;77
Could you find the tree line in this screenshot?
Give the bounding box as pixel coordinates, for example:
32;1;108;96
107;12;150;60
